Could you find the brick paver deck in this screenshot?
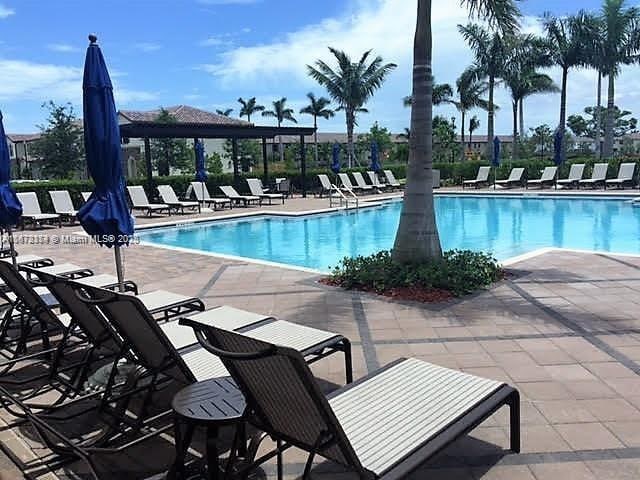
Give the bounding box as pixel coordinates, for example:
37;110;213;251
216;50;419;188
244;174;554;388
1;195;639;479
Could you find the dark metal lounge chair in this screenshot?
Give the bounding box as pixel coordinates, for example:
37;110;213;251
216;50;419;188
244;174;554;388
180;320;521;480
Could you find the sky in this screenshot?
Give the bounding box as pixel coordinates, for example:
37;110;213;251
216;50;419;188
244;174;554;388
0;0;634;137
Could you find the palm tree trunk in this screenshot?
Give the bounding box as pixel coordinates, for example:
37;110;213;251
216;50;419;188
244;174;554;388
460;111;466;161
468;128;473;150
519;99;524;142
511;101;518;160
559;66;568;159
346;111;355;168
595;71;602;159
603;74;615;159
313;116;319;165
486;74;495;160
393;0;442;262
278;120;284;163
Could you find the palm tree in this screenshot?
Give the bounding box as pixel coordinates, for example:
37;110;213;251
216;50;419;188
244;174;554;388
216;108;233;116
468;115;480;148
544;11;597;159
459;23;510;161
403;82;454;106
299;93;334;165
237;97;264;123
399;127;411;140
262;97;297;163
307;48;396;167
600;0;640;158
393;0;520;263
452;67;490;160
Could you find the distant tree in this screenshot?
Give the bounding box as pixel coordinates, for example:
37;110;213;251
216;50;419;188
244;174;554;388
529;124;554;159
468;115;480;148
216;108;233;116
32;101;84;179
206;152;224;174
237;97;264;122
403;82;454;107
432;116;457;163
223;139;261;172
567;105;637;139
452;67;489;160
399;127;411;141
262;97;297;163
150;108;193;176
308;47;396;167
359;122;394;159
299;93;334;165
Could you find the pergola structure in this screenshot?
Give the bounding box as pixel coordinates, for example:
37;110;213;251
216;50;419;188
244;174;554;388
119;106;316;197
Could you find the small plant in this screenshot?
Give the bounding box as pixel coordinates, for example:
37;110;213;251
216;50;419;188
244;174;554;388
328;250;503;299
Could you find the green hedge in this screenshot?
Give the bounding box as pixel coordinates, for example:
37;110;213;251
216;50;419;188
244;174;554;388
10;157;638;213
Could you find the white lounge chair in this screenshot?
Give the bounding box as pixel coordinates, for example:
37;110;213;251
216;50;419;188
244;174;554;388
526;166;557;189
383;169;402;189
247;178;285;204
157;185;201;214
49;190;78;222
579;163;608;189
495;168;525;189
219;185;261;207
556;164;585;189
463;166;491;189
351;172;376;193
606;162;636;189
338;173;368;195
318;174;334;197
188;182;232;210
126;185;171;216
16;192;61;229
81;192;92;203
366;171;389;191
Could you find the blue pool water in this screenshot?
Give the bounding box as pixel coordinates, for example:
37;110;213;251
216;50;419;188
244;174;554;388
137;196;640;270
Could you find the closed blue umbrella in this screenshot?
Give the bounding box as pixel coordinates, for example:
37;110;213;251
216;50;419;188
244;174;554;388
331;142;341;173
553;127;564;166
0;110;22;267
492;136;501;167
370;141;381;172
195;139;207;182
78;35;134;291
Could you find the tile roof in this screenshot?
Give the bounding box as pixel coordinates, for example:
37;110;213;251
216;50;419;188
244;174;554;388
6;133;41;142
118;105;250;126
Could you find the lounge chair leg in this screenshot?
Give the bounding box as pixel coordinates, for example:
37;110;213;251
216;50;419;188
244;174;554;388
508;390;520;453
343;339;353;384
277;439;284;480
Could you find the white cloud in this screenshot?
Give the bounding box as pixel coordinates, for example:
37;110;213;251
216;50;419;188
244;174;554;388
134;42;161;52
47;43;79;53
199;36;233;47
0;58;157;106
0;4;14;19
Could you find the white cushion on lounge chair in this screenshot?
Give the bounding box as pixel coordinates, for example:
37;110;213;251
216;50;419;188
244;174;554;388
220;185;260;202
127;186;169;211
243;320;339;352
38;263;86;276
338;173;358;191
606;163;635;184
329;358;502;475
579;163;608;184
49;191;77;216
352;172;374;191
74;274;121;288
136;290;195;312
527;166;557;185
557;164;585;185
17;192;60;221
383;170;401;187
184;306;272;331
0;254;49;266
180;348;229;380
158;185;200;209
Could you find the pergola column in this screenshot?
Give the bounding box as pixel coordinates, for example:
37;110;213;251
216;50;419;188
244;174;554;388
262;137;268;184
231;138;239;184
300;134;306;198
143;137;152;186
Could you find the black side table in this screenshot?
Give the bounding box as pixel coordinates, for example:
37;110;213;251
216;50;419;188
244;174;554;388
168;377;246;480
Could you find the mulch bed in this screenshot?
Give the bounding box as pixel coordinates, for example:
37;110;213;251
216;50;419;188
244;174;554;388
319;278;455;303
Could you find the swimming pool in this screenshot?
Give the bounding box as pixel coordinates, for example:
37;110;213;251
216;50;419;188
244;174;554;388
137;196;640;270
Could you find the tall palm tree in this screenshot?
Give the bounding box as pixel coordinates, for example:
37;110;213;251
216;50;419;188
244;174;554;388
237;97;264;123
307;48;397;167
459;23;510;161
468;115;480;148
216;108;233;116
452;67;490;160
262;97;297;163
393;0;520;263
600;0;640;158
403;82;454;106
544;11;597;158
299;93;334;165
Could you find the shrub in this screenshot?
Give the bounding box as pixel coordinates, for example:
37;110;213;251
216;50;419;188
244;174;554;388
329;250;503;297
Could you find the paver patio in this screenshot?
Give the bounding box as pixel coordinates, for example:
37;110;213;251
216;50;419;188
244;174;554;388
1;195;640;479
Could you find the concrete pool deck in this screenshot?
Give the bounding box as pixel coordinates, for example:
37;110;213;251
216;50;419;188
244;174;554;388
1;192;640;479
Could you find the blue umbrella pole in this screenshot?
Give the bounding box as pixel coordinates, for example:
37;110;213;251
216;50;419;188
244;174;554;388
114;244;125;292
